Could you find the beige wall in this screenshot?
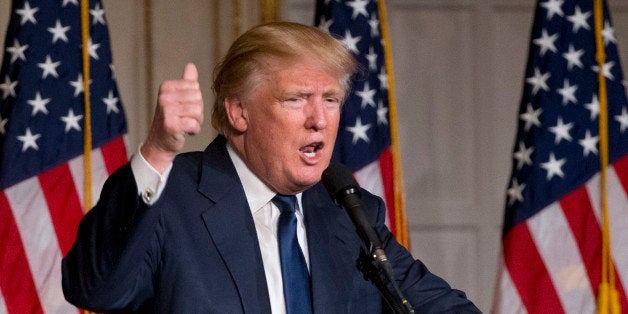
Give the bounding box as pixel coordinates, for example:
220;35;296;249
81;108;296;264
2;0;628;312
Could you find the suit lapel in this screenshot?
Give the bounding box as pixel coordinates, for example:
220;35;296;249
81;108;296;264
197;136;272;313
303;183;360;313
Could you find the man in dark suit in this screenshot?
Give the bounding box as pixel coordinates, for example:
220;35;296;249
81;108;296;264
62;22;480;313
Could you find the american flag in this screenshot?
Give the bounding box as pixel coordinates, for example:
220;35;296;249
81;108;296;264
0;0;127;312
493;0;628;312
315;0;409;246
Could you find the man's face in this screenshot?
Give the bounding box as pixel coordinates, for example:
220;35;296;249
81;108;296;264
235;62;344;195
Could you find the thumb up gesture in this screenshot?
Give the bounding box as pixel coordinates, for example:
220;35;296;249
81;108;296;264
141;63;204;173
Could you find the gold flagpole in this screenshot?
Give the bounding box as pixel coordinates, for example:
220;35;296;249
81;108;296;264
593;0;620;313
378;0;409;249
80;0;92;215
260;0;281;23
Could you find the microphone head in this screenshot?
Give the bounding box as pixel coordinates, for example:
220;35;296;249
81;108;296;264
322;163;361;201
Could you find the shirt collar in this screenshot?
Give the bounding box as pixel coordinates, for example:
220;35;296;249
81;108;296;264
227;145;303;214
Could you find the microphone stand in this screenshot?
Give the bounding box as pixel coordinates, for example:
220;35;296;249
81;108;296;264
356;248;415;314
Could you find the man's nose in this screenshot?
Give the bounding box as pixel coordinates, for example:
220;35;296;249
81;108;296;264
305;99;328;131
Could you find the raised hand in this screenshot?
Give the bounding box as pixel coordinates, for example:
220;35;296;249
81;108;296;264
140;63;204;173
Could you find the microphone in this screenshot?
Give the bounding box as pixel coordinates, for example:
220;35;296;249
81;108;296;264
321;163;384;259
322;163;414;313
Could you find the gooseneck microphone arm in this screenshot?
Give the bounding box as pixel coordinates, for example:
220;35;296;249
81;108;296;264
322;164;414;314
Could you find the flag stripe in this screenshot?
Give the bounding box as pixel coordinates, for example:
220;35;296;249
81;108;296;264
504;222;565;313
560;187;604;298
69;147;110;208
587;160;628;296
378;147;397;235
0;192;43;314
39;163;84;256
528;202;596;312
560;185;628;309
354;159;388;227
101;136;128;174
614;153;628;193
0;292;8;314
492;257;526;314
5;178;78;313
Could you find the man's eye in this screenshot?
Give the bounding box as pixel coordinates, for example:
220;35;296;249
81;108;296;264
324;98;341;108
283;97;306;108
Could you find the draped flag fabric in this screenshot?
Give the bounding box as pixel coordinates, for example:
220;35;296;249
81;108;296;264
0;0;127;312
315;0;409;247
493;0;628;312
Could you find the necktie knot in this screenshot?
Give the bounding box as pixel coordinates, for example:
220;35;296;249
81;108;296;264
272;194;297;214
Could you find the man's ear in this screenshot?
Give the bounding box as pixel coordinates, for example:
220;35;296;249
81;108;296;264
225;97;248;132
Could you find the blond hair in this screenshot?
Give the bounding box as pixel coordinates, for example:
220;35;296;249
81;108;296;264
211;21;357;136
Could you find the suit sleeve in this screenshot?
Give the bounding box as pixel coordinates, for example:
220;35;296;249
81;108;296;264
362;192;482;313
62;163;161;312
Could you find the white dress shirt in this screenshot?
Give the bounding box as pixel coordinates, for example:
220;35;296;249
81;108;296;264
130;145;310;314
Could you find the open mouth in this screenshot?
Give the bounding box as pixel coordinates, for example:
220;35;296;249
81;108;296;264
300;142;323;159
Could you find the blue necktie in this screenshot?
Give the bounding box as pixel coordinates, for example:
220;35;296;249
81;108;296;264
272;194;313;314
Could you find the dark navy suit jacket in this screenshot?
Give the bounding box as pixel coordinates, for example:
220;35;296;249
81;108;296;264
62;136;480;313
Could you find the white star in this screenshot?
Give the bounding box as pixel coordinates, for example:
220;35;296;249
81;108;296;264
540;152;566;180
549;117;573;144
376;101;388;125
602;21;616;46
90;3;106;25
346;117;371;144
48;19;71;44
69;74;91;97
533;29;558;56
368;15;380;37
0;75;18;100
378;67;388;90
584;95;600;121
507;178;526;206
62;0;79;7
318;16;333;34
17;128;41;152
557;79;578;105
60;108;83;133
615;107;628;133
341;30;361;54
37;55;61;79
513;141;534;170
540;0;564;19
346;0;369;19
103;90;120;114
16;1;39;25
356;82;376;108
110;63;117;79
27;92;51;116
592;61;615;81
365;46;378;71
0;113;7;134
6;39;29;64
578;130;598;157
526;67;550;95
566;6;591;33
520;103;542;132
87;38;101;60
562;44;584;71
